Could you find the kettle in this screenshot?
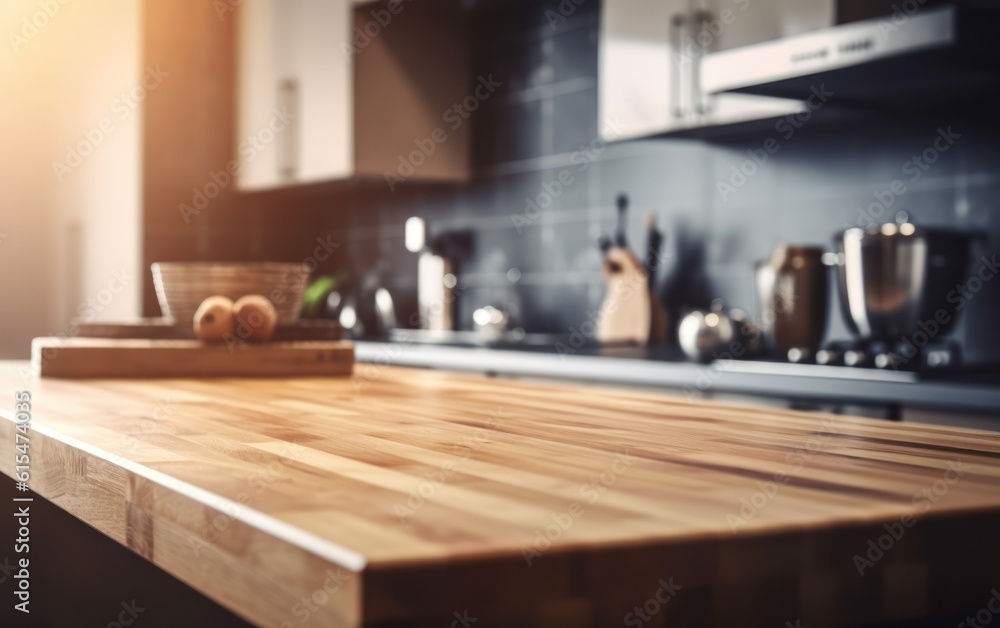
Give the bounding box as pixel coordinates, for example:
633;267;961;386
755;244;829;362
678;299;760;362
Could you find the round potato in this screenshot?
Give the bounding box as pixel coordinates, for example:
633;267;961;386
233;295;278;342
193;296;235;342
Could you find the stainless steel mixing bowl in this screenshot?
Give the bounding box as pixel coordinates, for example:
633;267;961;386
832;222;978;343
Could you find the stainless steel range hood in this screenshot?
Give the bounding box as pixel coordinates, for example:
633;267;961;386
702;3;1000;107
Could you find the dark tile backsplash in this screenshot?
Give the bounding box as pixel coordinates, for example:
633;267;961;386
241;0;1000;365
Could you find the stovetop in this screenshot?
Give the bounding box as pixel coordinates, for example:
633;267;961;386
379;329;1000;386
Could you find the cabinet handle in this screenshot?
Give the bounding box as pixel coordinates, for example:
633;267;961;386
669;13;687;121
277;78;300;182
691;10;713;117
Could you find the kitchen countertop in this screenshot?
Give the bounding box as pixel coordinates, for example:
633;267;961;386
355;339;1000;414
3;362;1000;626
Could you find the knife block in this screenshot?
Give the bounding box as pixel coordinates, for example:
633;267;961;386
596;248;655;345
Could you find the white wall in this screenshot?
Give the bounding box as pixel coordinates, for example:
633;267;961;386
0;0;142;358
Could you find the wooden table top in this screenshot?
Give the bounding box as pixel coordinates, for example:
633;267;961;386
2;361;1000;626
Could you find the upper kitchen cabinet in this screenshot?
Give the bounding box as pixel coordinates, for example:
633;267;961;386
703;2;1000;110
599;0;831;140
597;0;685;141
237;0;471;191
699;0;833;52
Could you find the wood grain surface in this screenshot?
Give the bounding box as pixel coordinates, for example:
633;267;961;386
31;338;354;378
1;362;999;626
74;318;344;342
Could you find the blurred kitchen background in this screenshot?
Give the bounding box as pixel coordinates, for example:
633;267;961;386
2;0;999;424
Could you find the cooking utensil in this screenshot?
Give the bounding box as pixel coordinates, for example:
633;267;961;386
596;194;653;345
729;307;763;357
755;244;829;361
615;193;629;248
350;271;396;339
152;262;309;325
678;299;735;362
472;305;511;340
644;211;669;344
833;215;979;344
644;211;663;291
414;226;473;332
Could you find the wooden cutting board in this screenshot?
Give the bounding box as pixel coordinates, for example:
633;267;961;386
31;338;354;378
73;318;343;341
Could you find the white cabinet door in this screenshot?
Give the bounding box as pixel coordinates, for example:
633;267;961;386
690;0;831;127
238;0;353;191
600;0;812;139
599;0;692;140
698;0;834;53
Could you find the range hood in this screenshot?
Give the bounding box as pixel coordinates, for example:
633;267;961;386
702;3;1000;107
